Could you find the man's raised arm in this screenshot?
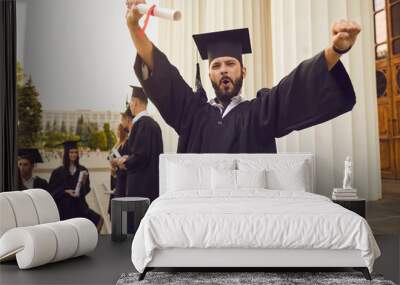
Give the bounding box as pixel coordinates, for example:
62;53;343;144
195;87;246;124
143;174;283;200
126;0;154;70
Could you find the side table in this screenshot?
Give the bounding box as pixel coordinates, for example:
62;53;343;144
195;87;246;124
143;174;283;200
111;197;150;242
332;198;366;218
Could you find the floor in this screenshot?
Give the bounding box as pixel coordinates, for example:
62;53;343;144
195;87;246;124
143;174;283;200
1;179;398;284
367;179;400;235
0;235;399;285
0;235;134;285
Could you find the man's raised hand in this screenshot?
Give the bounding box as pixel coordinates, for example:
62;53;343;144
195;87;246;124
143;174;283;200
126;0;146;30
331;20;361;54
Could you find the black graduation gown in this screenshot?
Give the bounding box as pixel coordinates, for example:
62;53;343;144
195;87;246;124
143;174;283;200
18;176;49;191
108;174;115;215
125;116;163;201
115;143;129;197
134;46;356;153
48;165;101;225
108;143;129;215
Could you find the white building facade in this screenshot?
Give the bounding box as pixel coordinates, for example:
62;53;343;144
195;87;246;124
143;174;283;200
42;109;121;133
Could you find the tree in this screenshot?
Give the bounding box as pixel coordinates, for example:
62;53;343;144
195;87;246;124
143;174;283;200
60;121;67;133
76;115;84;137
52;120;58;132
88;131;107;151
45;121;51;133
80;121;98;147
16;61;26;90
103;122;116;150
17;77;43;148
69;125;74;134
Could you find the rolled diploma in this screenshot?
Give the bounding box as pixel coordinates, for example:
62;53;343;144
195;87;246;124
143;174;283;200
112;148;121;158
136;3;181;21
75;171;88;197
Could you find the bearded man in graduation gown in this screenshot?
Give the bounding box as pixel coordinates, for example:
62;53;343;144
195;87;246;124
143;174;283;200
17;148;49;190
118;86;163;201
125;1;361;153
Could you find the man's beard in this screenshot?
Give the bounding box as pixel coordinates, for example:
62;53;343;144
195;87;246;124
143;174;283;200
211;74;243;105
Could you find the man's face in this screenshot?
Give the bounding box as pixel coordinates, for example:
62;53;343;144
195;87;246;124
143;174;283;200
209;56;246;103
130;97;138;115
18;158;33;178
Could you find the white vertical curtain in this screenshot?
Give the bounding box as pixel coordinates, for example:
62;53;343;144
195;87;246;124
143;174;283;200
271;0;381;200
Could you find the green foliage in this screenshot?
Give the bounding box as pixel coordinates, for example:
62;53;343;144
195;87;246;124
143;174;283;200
52;120;58;132
88;131;108;151
80;121;98;145
45;121;51;132
60;121;67;133
103;122;116;150
17;77;43;148
76;115;84;138
42;131;78;148
16;61;26;89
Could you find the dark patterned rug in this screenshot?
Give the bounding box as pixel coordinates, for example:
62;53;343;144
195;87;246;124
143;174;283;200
116;271;396;285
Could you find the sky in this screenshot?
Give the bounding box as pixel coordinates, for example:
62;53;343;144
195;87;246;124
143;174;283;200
17;0;158;112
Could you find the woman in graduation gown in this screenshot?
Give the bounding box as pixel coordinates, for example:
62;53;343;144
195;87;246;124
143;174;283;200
108;119;131;215
49;141;104;232
113;113;132;198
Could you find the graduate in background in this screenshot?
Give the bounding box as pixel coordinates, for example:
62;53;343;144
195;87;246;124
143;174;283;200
126;0;361;153
118;86;163;202
17;148;49;190
107;111;133;216
48;140;104;233
113;108;133;198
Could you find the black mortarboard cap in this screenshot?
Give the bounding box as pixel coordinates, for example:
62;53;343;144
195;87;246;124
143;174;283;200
59;140;80;151
129;85;147;100
18;148;43;164
193;28;252;65
195;62;207;102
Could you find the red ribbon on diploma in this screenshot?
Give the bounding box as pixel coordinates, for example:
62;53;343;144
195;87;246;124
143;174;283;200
138;4;156;38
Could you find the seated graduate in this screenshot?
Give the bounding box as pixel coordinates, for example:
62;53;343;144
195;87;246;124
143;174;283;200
17;148;49;190
126;1;360;153
48;140;104;232
118;86;163;202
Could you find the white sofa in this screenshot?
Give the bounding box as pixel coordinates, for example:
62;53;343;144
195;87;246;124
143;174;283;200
0;189;98;269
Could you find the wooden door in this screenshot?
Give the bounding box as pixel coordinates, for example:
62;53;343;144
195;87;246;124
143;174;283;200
374;0;400;179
